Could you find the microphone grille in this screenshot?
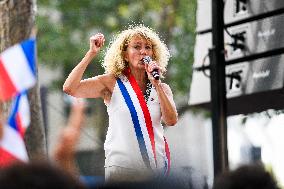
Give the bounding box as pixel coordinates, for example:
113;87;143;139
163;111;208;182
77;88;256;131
143;56;152;64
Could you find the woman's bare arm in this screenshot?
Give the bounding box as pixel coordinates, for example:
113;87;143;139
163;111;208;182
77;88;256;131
63;33;107;98
155;83;178;126
145;60;178;126
52;99;85;176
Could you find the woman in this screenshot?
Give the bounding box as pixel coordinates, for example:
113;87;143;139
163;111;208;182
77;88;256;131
63;25;178;182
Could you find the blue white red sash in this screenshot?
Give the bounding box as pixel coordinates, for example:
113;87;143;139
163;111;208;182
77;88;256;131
117;71;170;174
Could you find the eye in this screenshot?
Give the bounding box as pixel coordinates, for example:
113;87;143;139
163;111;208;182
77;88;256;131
145;45;152;50
133;45;141;50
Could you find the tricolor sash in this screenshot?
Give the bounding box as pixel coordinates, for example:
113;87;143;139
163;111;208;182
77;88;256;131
117;72;170;174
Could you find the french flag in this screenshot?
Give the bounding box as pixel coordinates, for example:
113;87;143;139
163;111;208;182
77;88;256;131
0;92;30;166
0;38;36;101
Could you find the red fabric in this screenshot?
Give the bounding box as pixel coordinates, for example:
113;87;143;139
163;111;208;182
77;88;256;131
0;147;20;168
0;58;17;101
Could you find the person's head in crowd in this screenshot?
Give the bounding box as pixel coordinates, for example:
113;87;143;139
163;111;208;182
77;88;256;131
0;161;86;189
93;177;190;189
213;164;280;189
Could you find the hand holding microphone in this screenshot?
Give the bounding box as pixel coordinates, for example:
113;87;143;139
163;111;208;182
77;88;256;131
143;56;160;80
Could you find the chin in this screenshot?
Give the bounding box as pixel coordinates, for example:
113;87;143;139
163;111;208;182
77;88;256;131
137;63;145;68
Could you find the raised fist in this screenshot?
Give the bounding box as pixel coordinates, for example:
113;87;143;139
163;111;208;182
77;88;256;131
89;33;105;55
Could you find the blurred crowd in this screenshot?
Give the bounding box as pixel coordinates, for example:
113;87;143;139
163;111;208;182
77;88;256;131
0;99;280;189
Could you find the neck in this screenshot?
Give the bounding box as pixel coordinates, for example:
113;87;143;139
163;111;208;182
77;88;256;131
129;67;147;91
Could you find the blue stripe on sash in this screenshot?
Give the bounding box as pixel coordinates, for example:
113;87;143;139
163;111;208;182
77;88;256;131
117;78;151;169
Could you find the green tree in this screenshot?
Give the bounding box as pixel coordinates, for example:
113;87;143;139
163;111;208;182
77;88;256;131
36;0;196;141
37;0;196;95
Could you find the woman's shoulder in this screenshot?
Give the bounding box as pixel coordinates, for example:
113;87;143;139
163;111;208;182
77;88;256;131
159;82;173;95
97;73;116;81
159;82;170;90
95;73;117;83
97;73;117;92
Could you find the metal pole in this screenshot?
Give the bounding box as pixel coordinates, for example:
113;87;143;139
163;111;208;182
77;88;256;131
210;0;229;177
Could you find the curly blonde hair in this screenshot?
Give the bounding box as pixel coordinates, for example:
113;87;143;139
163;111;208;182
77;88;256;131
103;25;171;78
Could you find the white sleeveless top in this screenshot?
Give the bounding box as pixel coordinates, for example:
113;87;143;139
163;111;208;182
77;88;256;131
104;76;167;171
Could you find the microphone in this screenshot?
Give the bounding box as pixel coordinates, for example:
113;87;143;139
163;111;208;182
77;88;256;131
143;56;160;80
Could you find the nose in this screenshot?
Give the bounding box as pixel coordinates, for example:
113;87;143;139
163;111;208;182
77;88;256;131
140;48;147;55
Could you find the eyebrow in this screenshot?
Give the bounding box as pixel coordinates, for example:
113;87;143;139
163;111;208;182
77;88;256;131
131;42;152;46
